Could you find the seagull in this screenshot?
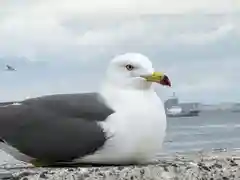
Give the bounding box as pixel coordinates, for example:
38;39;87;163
0;53;171;167
5;65;16;71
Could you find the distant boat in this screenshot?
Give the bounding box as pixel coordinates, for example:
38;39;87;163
164;93;200;118
5;65;16;71
166;105;200;117
167;109;200;117
167;106;182;115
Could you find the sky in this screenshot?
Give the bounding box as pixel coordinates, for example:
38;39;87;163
0;0;239;104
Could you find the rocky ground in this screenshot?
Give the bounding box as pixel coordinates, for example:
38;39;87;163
1;150;240;180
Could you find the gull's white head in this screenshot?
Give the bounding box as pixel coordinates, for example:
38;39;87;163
105;53;171;90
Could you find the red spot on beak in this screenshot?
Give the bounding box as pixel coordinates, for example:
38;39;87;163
160;75;171;87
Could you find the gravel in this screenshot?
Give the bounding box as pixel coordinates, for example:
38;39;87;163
1;150;240;180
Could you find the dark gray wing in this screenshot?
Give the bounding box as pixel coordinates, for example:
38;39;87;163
22;93;114;121
0;93;115;163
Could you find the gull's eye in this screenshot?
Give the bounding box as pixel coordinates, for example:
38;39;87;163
125;64;134;71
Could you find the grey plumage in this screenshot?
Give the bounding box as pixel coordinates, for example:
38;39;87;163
0;93;114;163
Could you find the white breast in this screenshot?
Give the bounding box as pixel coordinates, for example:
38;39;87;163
77;88;167;164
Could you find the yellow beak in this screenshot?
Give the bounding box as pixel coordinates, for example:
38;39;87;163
141;72;171;87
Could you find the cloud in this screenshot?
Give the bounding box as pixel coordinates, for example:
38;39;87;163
160;58;240;103
174;23;235;45
2;0;235;15
0;1;239;103
0;13;238;60
0;0;237;59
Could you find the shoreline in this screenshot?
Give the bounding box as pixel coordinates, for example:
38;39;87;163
1;150;240;179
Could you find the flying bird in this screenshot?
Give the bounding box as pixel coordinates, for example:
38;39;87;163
0;53;171;167
5;65;16;71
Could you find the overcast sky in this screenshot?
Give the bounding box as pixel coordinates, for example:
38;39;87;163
0;0;239;104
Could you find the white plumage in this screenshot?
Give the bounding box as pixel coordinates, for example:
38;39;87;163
75;53;168;164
